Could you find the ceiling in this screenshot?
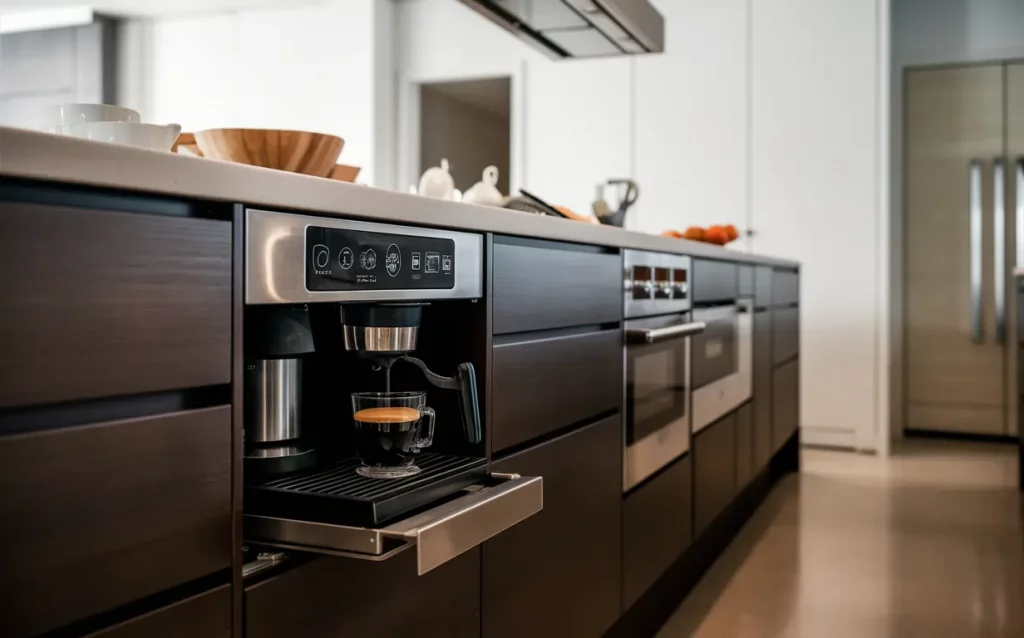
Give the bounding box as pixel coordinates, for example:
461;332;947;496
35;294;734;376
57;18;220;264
0;0;315;18
422;77;511;119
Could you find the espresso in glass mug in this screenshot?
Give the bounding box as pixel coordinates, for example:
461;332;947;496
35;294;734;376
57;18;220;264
351;391;435;478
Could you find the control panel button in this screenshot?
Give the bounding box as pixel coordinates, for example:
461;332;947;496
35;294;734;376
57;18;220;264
385;244;401;277
339;247;354;270
425;252;440;274
360;248;377;270
411;252;421;271
442;254;452;272
312;244;330;269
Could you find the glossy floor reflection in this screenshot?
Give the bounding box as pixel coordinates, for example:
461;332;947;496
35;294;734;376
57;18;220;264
657;441;1023;637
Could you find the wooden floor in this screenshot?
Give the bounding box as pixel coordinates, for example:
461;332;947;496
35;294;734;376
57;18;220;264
657;441;1023;637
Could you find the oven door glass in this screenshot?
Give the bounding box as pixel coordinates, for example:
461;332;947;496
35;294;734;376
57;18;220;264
626;313;690;444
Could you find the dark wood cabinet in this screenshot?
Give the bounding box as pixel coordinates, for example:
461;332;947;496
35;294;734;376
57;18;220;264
491;328;621;453
246;550;481;638
773;307;799;364
86;586;230;638
492;237;621;334
0;407;232;638
692;259;738;303
772;360;800;453
753;309;773;471
735;402;754;489
623;454;691;610
0;201;231;409
772;269;799;307
755;266;772;308
694;413;737;536
483;414;622;638
738;265;754;296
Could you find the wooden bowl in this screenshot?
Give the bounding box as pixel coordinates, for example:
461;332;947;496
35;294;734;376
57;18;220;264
329;164;361;183
172;132;203;157
194;128;344;177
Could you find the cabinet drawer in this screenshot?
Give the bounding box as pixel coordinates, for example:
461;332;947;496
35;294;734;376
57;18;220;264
692;259;738;303
484;414;622;638
694;412;736;536
0;202;231;408
735;402;754;489
623;454;691;609
738;266;754;297
772;360;800;453
755;266;772;309
493;238;621;334
773;307;799;364
492;329;621;453
246;550;480;638
0;407;232;638
753;310;773;470
86;586;230;638
772;269;799;307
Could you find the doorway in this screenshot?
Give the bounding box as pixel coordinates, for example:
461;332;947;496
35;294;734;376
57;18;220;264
418;77;511;196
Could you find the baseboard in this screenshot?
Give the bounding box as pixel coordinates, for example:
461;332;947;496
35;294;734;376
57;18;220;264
904;428;1019;445
605;431;799;638
798;425;858;449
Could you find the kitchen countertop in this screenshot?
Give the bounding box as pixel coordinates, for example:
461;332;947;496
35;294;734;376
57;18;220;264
0;127;797;268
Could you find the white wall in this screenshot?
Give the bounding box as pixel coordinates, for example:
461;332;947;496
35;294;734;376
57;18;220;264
751;0;888;451
119;0;391;185
889;0;1024;438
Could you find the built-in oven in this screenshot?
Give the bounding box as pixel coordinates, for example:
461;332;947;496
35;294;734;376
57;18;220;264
691;299;753;434
623;250;706;491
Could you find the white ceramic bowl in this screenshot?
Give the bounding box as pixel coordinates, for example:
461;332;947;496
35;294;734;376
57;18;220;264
43;103;141;128
58;122;182;152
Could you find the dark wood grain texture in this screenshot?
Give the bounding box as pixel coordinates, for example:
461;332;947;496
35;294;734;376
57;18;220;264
773;360;800;454
694;412;737;536
492;329;622;453
0;201;231;409
623;454;692;610
773;306;800;364
753;309;773;470
755;266;773;309
0;406;232;638
772;269;799;307
483;414;622;638
492;239;621;334
691;259;738;303
245;550;480;638
735;402;754;490
85;585;230;638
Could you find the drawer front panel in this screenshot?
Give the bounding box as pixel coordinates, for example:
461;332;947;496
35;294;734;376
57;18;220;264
0;407;232;638
773;307;799;364
492;329;622;453
694;412;737;536
86;586;230;638
772;269;799;307
0;202;231;408
773;360;800;453
493;239;621;334
692;259;738;303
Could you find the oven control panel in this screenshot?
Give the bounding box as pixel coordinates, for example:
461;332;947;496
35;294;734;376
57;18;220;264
624;250;692;319
306;226;455;291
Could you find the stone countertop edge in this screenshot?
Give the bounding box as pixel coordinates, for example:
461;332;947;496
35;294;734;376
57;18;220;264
0;127;798;269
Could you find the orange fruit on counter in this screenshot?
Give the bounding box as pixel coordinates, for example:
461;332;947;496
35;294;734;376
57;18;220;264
724;224;739;242
660;229;684;238
705;227;729;245
682;226;705;241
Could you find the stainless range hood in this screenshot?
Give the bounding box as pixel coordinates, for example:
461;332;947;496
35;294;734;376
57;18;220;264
457;0;664;59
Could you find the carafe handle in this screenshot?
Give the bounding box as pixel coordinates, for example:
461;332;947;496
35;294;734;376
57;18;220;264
416;406;436;449
397;356;483;444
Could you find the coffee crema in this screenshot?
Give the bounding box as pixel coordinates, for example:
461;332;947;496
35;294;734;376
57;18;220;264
353;406;420;424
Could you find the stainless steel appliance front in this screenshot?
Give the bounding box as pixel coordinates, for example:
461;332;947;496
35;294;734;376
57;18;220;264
245;209;483;305
691;301;753;434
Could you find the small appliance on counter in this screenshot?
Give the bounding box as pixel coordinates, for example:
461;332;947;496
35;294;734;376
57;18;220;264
242;209;541;575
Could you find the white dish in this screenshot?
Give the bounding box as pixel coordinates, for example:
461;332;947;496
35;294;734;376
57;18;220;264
57;122;182;151
43;103;141;128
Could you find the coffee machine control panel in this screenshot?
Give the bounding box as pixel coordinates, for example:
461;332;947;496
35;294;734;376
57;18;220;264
306;226;456;291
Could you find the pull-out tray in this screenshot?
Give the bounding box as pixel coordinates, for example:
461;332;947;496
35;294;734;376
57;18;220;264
245;473;543;575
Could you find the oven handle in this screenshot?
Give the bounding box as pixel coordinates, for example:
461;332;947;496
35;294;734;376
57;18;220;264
626;320;706;344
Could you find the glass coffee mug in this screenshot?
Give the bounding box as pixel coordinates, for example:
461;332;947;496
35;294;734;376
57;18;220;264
351;391;435;478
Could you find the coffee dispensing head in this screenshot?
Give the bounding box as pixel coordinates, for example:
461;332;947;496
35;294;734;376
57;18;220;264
341;303;482;444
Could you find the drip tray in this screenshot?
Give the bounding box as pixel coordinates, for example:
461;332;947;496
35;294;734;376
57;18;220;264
245;454;489;527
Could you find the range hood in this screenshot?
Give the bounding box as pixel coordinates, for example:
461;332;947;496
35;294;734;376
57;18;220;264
457;0;664;59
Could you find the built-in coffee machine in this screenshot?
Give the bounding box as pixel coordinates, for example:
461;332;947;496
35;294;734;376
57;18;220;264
242;209;541;575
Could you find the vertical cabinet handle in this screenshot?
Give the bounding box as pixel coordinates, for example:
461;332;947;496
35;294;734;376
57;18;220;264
994;159;1005;344
970;160;983;343
1017;158;1024;267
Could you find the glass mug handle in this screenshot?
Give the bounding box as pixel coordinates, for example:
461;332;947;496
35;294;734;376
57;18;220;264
415;406;436;449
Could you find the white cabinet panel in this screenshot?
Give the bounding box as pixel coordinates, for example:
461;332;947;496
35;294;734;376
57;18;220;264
634;0;749;239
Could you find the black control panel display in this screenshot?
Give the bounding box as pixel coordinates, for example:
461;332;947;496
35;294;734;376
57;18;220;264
306;226;456;291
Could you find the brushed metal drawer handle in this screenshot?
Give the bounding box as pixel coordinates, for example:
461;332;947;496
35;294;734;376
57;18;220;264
243;473;543;575
626;321;706;344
